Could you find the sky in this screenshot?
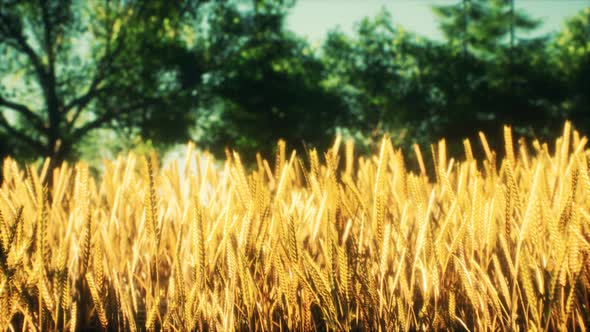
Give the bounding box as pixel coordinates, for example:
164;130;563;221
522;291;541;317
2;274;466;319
287;0;590;42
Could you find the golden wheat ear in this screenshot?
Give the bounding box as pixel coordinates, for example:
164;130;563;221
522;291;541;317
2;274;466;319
3;121;589;330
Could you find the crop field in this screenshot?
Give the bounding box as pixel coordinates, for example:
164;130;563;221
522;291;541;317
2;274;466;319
0;122;589;331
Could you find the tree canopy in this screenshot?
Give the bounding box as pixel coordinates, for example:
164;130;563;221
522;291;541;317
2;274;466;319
195;0;344;158
1;0;588;173
0;0;204;165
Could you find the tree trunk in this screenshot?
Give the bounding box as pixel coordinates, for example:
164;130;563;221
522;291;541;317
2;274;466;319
44;137;72;189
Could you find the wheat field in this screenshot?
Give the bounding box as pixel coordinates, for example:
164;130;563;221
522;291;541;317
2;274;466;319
0;122;589;331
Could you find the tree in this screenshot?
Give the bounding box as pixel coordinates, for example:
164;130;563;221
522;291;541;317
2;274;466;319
195;0;344;159
321;10;418;147
432;0;540;59
427;0;568;147
0;0;205;168
550;8;590;133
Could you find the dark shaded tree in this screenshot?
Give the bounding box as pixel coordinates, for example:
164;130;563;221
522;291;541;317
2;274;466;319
415;0;564;148
550;8;590;134
0;0;205;168
196;0;345;159
321;11;417;147
432;0;540;58
319;3;576;159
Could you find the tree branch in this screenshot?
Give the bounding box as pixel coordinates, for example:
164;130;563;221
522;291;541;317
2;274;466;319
70;100;152;142
39;0;55;67
64;77;103;113
0;112;45;153
0;13;49;89
64;1;130;129
64;78;108;131
0;95;47;133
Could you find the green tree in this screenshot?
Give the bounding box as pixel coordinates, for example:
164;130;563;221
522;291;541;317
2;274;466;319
550;7;590;132
195;0;344;159
0;0;204;167
428;0;566;147
432;0;540;59
321;10;418;147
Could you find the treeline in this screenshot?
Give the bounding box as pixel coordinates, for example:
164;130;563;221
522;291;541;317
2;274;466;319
0;0;588;167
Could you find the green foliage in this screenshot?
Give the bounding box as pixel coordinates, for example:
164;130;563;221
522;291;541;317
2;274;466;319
0;0;203;167
323;12;410;130
1;0;588;172
432;0;540;57
321;3;587;159
550;8;590;133
195;0;344;159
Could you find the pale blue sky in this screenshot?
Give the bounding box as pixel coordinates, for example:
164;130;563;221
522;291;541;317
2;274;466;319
287;0;589;42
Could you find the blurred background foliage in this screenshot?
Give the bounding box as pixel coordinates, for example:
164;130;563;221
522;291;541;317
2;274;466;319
0;0;589;175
